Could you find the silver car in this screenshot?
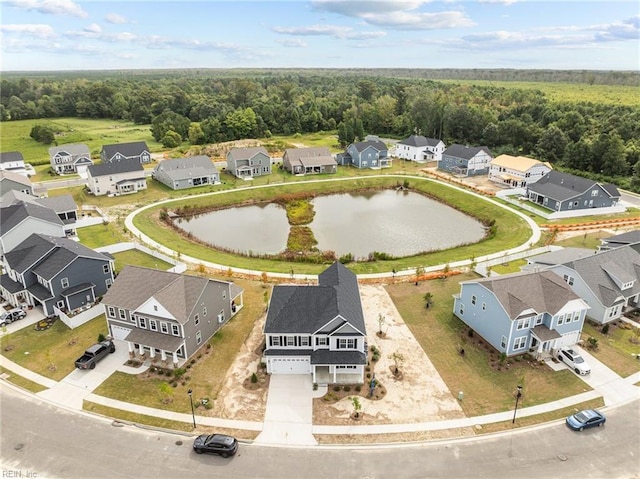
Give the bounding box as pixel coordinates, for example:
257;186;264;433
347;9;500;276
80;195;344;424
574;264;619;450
0;308;26;326
558;347;591;375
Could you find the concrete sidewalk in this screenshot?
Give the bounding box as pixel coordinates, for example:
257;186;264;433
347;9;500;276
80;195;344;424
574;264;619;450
2;348;638;445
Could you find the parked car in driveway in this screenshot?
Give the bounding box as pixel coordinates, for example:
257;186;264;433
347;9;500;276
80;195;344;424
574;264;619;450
566;409;606;431
557;347;591;375
193;434;238;457
0;308;26;326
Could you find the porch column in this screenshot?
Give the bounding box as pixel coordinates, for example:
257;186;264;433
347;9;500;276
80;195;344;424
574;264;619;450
332;366;336;383
312;367;316;384
138;344;144;355
150;348;156;359
161;350;167;362
172;351;178;366
127;342;134;354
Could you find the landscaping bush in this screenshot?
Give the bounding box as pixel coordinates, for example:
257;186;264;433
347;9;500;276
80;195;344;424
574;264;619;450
333;385;341;392
251;372;258;383
174;367;186;378
343;385;351;392
602;324;610;335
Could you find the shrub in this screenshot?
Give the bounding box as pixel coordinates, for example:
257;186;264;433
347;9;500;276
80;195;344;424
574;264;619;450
97;333;106;342
602;324;610;335
251;373;258;383
468;329;474;337
343;385;351;392
333;385;341;392
174;367;187;378
204;401;213;410
355;385;361;392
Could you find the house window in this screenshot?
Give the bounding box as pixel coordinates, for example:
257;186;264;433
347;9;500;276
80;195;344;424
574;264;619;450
194;314;200;326
591;190;599;197
202;306;207;317
573;311;581;322
516;318;530;330
103;264;110;274
482;302;486;311
218;310;225;323
119;309;126;320
196;331;202;345
149;320;157;332
172;324;180;336
536;314;544;325
459;303;464;315
557;314;565;326
501;336;507;349
57;300;65;308
286;336;295;346
153;304;158;312
563;274;574;286
299;336;310;347
107;306;116;318
161;322;168;334
471;295;476;305
513;336;528;350
316;337;328;346
105;278;112;288
338;338;356;349
270;336;281;347
61;277;69;288
139;317;147;329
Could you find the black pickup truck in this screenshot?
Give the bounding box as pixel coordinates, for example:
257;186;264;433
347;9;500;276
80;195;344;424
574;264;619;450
75;339;115;369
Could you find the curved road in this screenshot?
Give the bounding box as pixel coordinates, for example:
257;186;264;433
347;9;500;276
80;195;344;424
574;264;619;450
1;385;638;479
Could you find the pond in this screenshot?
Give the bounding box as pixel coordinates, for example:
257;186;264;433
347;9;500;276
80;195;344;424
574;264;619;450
175;190;485;258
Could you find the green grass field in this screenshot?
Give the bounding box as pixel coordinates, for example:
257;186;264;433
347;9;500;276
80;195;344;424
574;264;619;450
0;118;162;165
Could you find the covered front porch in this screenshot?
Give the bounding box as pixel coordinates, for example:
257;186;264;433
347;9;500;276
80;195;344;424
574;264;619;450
123;328;187;368
312;365;364;385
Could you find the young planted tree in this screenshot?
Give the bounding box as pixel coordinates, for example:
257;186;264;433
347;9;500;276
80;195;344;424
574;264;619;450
423;292;434;309
350;396;362;418
389;351;405;375
377;313;386;336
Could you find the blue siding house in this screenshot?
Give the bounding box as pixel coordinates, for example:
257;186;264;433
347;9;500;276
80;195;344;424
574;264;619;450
438;144;492;176
453;270;589;358
337;140;391;169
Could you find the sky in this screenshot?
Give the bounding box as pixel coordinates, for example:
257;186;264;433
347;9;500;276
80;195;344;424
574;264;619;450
0;0;638;72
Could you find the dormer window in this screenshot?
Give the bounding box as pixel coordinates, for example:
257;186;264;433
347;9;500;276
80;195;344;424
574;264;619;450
621;281;634;290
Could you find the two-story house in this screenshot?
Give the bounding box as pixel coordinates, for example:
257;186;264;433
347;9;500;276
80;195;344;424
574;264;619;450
453;270;590;358
102;266;244;366
101;141;151;164
337;139;391;169
226;147;272;179
438;144;492;177
531;243;640;325
283;147;337;176
1;191;77;236
0;233;115;317
599;231;640;251
152;156;219;190
489;154;552;188
0;200;65;257
49;144;93;175
0;151;26;173
526;170;621;213
263;261;367;385
394;135;445;163
86;160;147;196
0;170;34;196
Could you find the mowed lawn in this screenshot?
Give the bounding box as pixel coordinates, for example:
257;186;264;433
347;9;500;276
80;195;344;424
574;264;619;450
385;274;591;416
111;250;174;273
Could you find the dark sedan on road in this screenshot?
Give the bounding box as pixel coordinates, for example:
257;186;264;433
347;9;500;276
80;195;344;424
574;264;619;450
193;434;238;457
566;409;606;431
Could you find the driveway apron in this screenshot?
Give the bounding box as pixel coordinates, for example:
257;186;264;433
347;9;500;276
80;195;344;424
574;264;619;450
255;374;317;446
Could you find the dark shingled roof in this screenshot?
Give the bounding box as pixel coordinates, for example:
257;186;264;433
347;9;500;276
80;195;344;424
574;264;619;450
473;270;581;318
443;144;491;160
0;151;24;164
88;159;144;177
397;135;441;148
601;230;640;248
264;262;366;335
527;170;620;201
351;140;387;152
101;141;149;160
227;147;269;161
0;201;63;233
284;147;332;162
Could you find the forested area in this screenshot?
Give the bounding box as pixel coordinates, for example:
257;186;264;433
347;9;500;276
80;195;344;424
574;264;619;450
2;69;639;190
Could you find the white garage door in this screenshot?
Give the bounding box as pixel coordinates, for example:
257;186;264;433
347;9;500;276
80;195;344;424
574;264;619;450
111;325;131;341
269;357;311;374
76;165;89;179
556;331;580;349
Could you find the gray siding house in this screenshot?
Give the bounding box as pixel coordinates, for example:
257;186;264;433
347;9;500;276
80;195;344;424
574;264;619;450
263;262;367;384
100;141;151;164
283;147;337;175
152;156;219;190
526;171;621;212
0;170;34;196
87;160;147;196
103;266;244;367
1;191;77;235
226;147;271;179
0;233;114;317
337;140;391;169
535;244;640;325
453;270;589;358
438;144;492;176
0;200;65;256
49;144;93;175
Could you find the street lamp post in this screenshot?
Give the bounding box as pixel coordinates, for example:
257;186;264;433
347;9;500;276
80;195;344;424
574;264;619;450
512;385;523;424
187;389;196;429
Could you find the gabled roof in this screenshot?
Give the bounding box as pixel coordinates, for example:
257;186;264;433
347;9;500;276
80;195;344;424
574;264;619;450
397;135;442;148
0;152;24;164
102;265;234;324
560;244;640;307
2;190;77;214
491;154;552;172
264;262;366;335
154;156;217;181
602;230;640;248
49;144;90;158
470;270;582;318
351;140;387;152
525;247;595;268
284;147;332;163
4;233;109;276
527;170;620;201
88;159;144;177
443;144;491;160
227;147;269;161
101;141;149;159
0;170;32;187
0;201;63;234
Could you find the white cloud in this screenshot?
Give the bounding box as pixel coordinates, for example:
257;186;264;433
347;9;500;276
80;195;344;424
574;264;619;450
105;13;128;24
0;23;56;38
273;24;386;40
4;0;88;18
84;23;101;34
276;38;308;48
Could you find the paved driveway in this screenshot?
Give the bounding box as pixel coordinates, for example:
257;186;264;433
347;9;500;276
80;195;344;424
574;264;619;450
0;307;45;337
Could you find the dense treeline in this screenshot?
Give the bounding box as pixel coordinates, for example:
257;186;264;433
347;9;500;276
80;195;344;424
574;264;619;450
2;70;639;190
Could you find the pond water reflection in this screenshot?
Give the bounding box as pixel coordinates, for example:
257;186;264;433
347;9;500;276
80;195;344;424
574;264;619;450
175;190;485;258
